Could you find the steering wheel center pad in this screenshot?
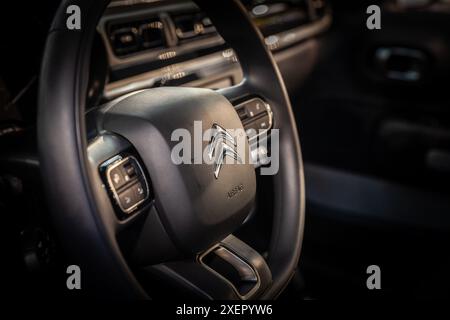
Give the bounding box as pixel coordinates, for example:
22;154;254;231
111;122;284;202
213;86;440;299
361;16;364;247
102;87;256;253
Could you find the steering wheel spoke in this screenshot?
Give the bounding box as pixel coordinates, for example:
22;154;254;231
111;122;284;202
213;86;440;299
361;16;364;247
142;235;271;300
216;81;250;103
87;132;184;266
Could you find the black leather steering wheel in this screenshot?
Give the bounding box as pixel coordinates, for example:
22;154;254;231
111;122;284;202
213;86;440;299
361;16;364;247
38;0;304;299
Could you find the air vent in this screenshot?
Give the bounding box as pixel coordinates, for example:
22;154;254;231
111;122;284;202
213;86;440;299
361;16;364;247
172;11;216;42
108;18;166;57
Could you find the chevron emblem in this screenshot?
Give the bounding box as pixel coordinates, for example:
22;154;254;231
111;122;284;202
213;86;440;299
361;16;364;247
207;123;242;179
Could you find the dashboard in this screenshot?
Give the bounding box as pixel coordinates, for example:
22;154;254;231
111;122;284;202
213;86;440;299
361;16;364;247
95;0;331;104
0;0;330;127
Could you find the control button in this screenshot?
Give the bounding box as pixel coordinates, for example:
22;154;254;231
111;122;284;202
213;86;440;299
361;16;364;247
258;117;270;130
104;156;150;215
250;115;271;131
133;181;147;202
118;188;136;212
109;167;126;189
122;161;137;182
245;99;266;118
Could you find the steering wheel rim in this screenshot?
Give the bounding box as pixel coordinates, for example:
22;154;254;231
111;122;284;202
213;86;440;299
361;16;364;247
38;0;305;299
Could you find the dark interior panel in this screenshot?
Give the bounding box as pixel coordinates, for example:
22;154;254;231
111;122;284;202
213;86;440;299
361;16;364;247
291;1;450;191
285;0;450;298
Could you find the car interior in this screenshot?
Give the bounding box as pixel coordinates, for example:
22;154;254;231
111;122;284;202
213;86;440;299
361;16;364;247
1;0;450;300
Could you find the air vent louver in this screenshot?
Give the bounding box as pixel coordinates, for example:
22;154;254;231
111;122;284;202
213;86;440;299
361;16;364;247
108;18;166;56
172;11;216;42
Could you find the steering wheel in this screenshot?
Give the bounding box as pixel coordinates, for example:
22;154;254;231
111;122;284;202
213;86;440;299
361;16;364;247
38;0;304;299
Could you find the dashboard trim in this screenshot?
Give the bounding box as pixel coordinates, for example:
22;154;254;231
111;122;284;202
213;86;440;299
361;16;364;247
104;49;241;99
98;1;225;70
100;0;331;101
